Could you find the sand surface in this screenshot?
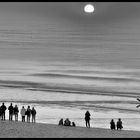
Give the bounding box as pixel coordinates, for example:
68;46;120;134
0;120;140;138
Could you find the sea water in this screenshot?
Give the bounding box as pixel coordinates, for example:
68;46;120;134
0;61;140;131
0;2;140;132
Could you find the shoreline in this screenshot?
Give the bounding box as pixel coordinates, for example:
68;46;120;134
0;120;140;138
0;101;140;132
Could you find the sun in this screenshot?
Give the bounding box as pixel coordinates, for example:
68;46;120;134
84;4;95;13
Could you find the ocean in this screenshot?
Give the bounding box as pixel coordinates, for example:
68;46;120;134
0;2;140;131
0;60;140;131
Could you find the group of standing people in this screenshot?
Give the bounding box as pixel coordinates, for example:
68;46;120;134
20;105;36;123
110;118;123;130
8;103;19;121
0;103;36;123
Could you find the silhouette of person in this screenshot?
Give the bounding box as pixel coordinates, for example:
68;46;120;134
64;118;71;126
117;118;123;130
26;106;31;123
85;110;91;128
20;106;26;122
14;105;19;121
110;119;115;130
72;122;76;127
1;103;7;120
58;118;63;125
31;107;36;123
8;103;14;121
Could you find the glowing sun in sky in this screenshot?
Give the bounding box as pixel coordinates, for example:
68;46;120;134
84;4;95;13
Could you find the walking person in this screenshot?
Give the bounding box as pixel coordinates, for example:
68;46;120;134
31;107;36;123
14;105;19;121
8;103;14;121
26;106;31;123
85;110;91;128
20;106;26;122
1;103;7;120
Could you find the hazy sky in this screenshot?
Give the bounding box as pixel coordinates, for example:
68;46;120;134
0;2;140;68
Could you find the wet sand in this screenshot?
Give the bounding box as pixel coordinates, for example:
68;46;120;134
0;120;140;138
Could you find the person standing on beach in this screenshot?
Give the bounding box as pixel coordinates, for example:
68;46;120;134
26;106;32;123
31;107;36;123
117;118;123;130
1;103;7;120
14;105;19;121
8;103;14;121
20;106;26;122
110;119;115;130
85;110;91;128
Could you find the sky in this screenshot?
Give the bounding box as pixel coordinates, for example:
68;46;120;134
0;2;140;68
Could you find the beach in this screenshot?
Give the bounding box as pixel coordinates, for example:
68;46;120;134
0;120;140;138
0;2;140;136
